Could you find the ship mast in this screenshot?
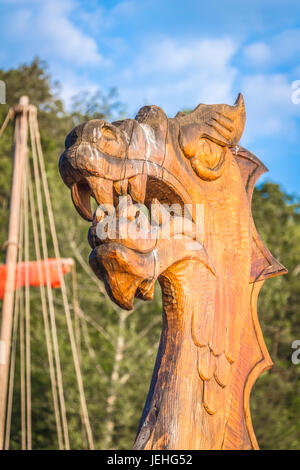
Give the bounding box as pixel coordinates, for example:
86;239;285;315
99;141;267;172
0;96;29;449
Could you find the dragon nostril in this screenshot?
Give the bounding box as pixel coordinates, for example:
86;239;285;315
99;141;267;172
67;132;77;148
65;123;84;149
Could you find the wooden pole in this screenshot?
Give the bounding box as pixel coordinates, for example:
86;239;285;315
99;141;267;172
0;96;29;450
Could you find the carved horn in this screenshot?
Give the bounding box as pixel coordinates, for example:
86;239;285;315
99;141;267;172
177;94;246;181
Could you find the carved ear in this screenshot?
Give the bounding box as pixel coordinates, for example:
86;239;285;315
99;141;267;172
135;105;168;163
135;105;168;143
177;94;246;181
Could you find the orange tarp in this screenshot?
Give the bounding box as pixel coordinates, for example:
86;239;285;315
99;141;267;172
0;258;73;299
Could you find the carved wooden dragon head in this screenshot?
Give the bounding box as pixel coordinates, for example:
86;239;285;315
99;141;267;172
59;94;287;450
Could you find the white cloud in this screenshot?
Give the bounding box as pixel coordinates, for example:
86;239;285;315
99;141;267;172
111;1;137;17
117;36;239;115
239;29;300;146
55;70;100;106
243;29;300;69
273;29;300;63
5;0;103;67
240;73;300;145
244;42;272;66
135;37;237;74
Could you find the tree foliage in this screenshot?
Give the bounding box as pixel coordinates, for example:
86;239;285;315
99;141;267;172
251;183;300;449
0;59;299;449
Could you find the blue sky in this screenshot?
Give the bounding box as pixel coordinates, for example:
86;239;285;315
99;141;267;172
0;0;300;195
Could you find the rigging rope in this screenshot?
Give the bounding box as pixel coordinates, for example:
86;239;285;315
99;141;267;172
28;109;70;450
1;101;95;450
24;156;32;450
30;107;95;450
4;198;24;449
0;109;12;139
71;264;86;446
27;161;64;449
19;213;26;450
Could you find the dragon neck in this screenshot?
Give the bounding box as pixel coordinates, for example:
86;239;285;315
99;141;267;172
133;259;226;450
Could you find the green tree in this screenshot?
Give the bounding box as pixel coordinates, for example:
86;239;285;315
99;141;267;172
251;183;300;449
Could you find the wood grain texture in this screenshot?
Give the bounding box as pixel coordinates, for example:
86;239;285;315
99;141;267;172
59;94;287;449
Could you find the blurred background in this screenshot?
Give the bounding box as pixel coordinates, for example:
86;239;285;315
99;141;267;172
0;0;299;449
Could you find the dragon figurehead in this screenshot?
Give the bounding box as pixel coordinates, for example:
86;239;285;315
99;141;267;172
59;94;286;450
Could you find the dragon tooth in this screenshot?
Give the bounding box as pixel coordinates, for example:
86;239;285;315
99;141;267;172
150;198;163;225
150;198;171;226
71;182;93;221
114;179;128;196
136;279;155;301
116;195;133;219
88;176;114;207
128;174;147;204
93;205;106;223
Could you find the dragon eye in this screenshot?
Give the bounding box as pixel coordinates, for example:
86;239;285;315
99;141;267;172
101;125;118;141
189;139;226;182
196;139;223;168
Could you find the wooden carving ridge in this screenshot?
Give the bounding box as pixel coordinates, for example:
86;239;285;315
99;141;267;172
59;93;287;449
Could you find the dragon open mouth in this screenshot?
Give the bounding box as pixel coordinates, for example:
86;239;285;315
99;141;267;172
64;165;213;309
